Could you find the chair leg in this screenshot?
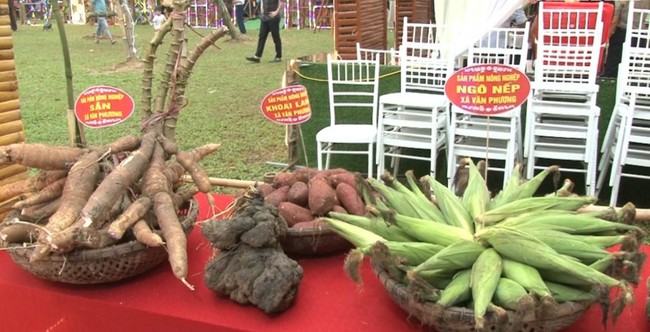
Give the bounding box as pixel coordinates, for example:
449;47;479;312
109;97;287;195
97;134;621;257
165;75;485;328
324;143;332;170
366;143;373;179
609;163;623;207
316;141;324;171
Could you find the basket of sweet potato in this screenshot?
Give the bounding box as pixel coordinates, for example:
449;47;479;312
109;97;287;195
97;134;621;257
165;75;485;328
255;167;366;255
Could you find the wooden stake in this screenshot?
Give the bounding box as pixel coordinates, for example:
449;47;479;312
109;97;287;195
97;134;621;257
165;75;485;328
181;175;257;189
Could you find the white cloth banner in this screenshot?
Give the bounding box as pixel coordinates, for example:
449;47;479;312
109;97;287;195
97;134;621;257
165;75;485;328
434;0;529;57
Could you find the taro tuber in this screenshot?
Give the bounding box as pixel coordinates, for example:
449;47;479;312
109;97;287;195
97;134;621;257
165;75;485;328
201;191;302;314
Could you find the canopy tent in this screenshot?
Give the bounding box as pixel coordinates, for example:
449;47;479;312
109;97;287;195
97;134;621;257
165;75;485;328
434;0;529;57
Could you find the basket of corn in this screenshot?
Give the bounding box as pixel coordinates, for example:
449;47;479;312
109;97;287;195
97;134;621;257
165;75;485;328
323;159;647;331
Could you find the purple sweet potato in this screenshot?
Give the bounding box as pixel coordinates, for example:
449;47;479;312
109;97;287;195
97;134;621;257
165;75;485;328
330;172;359;193
308;177;336;215
336;182;366;216
292;167;319;184
272;172;297;189
287;181;309;207
278;202;314;226
264;185;290;207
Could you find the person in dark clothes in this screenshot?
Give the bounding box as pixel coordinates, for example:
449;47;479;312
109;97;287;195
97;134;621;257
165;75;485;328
245;0;285;63
233;0;247;34
602;0;650;78
8;0;17;31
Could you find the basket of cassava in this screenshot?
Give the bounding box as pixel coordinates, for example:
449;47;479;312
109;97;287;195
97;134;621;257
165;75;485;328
323;160;647;331
251;167;369;255
4;200;198;284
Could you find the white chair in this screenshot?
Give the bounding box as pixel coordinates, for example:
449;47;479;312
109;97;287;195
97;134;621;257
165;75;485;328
316;57;381;178
524;1;609;196
596;3;650;206
376;40;455;178
356;42;399;66
446;23;530;191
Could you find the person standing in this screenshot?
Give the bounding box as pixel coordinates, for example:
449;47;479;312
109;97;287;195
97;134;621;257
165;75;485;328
93;0;116;44
602;0;650;78
246;0;285;63
233;0;247;34
152;6;166;32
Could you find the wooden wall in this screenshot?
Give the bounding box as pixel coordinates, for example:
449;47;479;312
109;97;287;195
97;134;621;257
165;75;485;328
394;0;434;49
0;0;28;220
333;0;387;60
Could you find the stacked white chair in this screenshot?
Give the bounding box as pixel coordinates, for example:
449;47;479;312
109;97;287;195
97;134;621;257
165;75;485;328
596;2;650;206
524;1;610;195
375;22;455;178
446;23;530;191
316;57;381;178
356;42;399;66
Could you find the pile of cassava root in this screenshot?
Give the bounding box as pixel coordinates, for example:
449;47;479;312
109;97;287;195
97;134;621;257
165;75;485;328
0;132;220;289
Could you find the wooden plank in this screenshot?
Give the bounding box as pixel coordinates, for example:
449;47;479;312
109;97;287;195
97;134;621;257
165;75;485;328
0;131;25;146
0;120;23;137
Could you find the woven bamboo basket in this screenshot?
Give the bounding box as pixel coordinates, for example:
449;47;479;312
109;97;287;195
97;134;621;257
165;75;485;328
281;222;352;255
5;200;199;284
372;261;592;332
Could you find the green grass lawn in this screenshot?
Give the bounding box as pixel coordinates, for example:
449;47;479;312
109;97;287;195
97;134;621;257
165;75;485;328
12;23;334;190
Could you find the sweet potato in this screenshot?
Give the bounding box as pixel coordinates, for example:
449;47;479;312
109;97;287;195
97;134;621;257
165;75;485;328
256;183;274;198
331;205;348;214
292;167;319;183
291;219;328;231
287;181;309;207
336;182;366;216
278;202;314;227
264;185;290;207
322;168;349;177
330;172;359;193
272;172;297;189
308;177;336;215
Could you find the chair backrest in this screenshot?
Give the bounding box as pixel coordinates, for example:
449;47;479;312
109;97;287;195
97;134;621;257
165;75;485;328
356;42;399;66
326;57;381;127
469;22;531;73
534;1;612;90
402;16;436;44
617;2;650;101
399;42;456;95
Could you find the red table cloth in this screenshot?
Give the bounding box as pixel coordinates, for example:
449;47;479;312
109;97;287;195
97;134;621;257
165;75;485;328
0;193;648;332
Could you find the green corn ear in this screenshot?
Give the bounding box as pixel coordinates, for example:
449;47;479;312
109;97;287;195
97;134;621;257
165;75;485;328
378;207;474;246
423;175;474;233
380;171;445;223
494;277;536;311
501;213;641;235
360;241;444;266
367;178;421;218
321;217;386;248
525;229;612;264
476;226;622;288
572;234;628;249
410;239;486;275
471;248;503;330
437;269;472;307
489;163;523;210
545;281;598;303
328;211;415;242
461;158;490;221
475;196;597;225
514;165;560;200
501;258;553;300
405;170;446;223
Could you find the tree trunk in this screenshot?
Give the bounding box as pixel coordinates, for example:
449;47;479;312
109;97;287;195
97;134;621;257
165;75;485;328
113;0;138;61
213;0;238;40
